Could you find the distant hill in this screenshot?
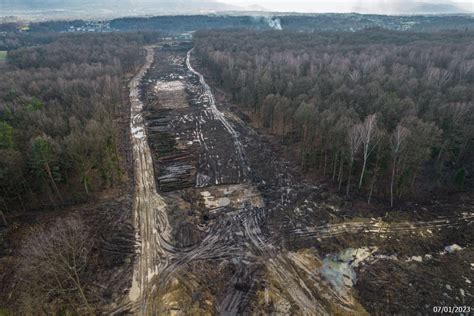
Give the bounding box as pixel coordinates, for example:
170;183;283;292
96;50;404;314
1;0;472;19
1;0;124;10
352;1;468;15
0;0;240;15
389;2;467;14
244;4;268;12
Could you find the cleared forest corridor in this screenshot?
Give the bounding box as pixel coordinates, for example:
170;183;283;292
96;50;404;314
125;45;473;315
128;46;171;309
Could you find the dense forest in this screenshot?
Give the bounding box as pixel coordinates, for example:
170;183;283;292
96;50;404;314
1;13;472;42
194;29;474;205
279;14;474;32
63;14;474;32
0;32;159;211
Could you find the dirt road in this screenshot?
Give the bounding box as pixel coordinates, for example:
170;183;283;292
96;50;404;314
128;46;172;310
125;45;473;315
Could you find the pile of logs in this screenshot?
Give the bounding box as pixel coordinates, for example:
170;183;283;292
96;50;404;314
147;109;197;191
157;152;196;191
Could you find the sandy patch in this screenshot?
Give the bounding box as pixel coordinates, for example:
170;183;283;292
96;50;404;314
199;183;264;210
155;80;187;109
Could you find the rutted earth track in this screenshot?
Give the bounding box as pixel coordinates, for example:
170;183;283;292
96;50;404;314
124;45;473;314
128;46;172;310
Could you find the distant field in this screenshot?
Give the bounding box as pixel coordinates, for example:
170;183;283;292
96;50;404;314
0;51;7;61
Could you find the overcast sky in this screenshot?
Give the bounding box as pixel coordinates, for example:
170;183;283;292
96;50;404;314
220;0;473;13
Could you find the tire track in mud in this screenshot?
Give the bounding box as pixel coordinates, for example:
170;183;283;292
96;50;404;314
125;46;473;315
279;212;474;241
183;49;474;314
128;46;173;309
125;47;264;314
184;49;342;314
186;49;249;179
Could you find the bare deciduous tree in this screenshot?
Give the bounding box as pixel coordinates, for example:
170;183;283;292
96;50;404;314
359;114;379;189
368;129;386;204
346;123;363;196
18;216;93;313
390;124;410;207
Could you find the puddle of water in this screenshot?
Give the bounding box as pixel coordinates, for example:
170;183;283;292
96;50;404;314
321;247;377;301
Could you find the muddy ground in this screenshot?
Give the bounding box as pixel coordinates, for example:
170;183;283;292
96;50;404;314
124;44;473;315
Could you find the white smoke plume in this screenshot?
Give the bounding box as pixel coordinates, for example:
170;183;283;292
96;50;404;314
265;16;282;30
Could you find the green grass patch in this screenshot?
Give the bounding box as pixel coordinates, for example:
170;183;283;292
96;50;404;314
0;308;11;316
0;51;7;61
